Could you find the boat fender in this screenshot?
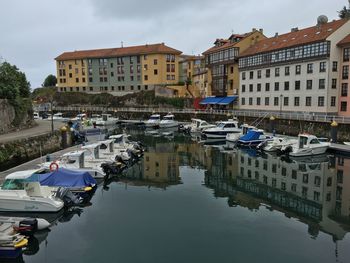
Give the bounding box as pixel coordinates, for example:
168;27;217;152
49;162;59;171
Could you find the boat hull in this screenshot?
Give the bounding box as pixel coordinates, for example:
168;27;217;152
203;131;241;139
0;247;22;259
0;196;63;213
289;145;329;157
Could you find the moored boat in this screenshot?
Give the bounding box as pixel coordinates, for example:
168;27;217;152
202;119;240;139
159;113;178;128
282;134;330;157
145;114;161;128
237;129;273;147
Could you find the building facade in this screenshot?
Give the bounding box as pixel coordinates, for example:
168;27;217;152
238;18;350;114
203;29;266;97
337;35;350;116
55;43;182;96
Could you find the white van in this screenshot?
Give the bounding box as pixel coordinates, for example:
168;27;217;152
33;112;40;119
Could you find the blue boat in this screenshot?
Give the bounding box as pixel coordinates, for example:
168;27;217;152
31;168;97;201
237;129;273;147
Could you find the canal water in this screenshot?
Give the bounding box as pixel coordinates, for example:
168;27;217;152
15;130;350;262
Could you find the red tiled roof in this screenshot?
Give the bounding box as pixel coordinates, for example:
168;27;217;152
240;19;348;57
55;43;182;60
203;33;252;55
338;34;350;46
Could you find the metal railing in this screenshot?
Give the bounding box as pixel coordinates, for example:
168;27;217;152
51;106;350;124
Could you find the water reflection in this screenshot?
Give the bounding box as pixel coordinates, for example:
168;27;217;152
203;142;350;241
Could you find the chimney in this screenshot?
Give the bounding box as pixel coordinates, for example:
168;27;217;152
259;28;263;34
252;28;257;32
274;32;279;37
291;27;299;32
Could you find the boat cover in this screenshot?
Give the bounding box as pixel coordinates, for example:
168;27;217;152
239;130;263;142
31;168;96;187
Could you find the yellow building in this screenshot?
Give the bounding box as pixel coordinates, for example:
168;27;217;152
202;29;266;107
55;43;182;96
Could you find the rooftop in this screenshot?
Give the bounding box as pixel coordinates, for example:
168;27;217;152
338;34;350;46
240;19;348;57
55;43;182;60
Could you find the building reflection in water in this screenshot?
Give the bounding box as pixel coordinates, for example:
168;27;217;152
203;145;350;242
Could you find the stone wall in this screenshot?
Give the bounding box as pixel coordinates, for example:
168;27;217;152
0;131;63;172
0;99;35;134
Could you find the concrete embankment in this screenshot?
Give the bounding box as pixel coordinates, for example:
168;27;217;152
0;129;73;172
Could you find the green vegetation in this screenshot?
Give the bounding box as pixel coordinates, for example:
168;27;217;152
0;61;32;126
42;74;57;87
339;5;350;19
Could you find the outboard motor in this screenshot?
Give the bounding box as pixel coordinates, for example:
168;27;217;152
56;187;82;206
15;218;38;235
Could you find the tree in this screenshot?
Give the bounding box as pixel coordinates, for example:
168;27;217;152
338;5;350;19
0;61;31;99
42;74;57;87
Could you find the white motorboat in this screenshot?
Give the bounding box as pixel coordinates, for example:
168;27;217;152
145;114;161;128
257;137;298;152
40;150;105;179
283;134;330;157
202;119;241;139
159;113;178;128
0;170;64;212
51;113;69;122
98;139;133;162
109;134;144;158
185;118;216;133
70;113;87;121
94;114;118;126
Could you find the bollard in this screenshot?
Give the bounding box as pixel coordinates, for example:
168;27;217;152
269;115;275;133
60;126;68;148
330;121;338;143
46;154;51;162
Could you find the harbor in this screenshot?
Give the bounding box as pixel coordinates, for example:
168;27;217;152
1;115;350;262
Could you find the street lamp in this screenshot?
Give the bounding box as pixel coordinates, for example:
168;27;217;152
279;94;283;117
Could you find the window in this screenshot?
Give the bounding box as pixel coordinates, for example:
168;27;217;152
230;66;234;74
144;64;148;71
256;97;261;105
295;80;300;90
342;65;349;79
265;97;269;105
241;98;245;105
249;71;254;79
69;64;72;69
274;97;279;106
257;83;261;92
257;70;261;79
332;79;337;89
307;63;313;73
319;79;325;89
144;55;147;60
242;72;246;80
242;85;246;92
284;96;289;106
75;78;79;83
265;83;270;91
319;62;326;72
249;97;253;105
274;82;279;91
144;75;148;81
331;96;336;107
89;77;93;82
130;65;134;74
275;67;280;77
305;97;312;106
154;69;158;75
266;69;270;78
332;61;338;72
341;83;348;96
295;65;301;75
111;72;114;77
318;96;324;107
249;84;253;92
89;87;93;91
284;81;289;90
306;80;312;89
69;73;72;78
294;97;300;106
344;47;350;62
110;63;114;68
341;101;347;111
82;77;85;83
285;66;290;76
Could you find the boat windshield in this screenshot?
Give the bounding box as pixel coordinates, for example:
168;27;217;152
149;116;160;120
217;123;225;128
299;136;308;148
163;116;173;120
1;179;25;190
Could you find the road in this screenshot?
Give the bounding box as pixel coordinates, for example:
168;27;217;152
0;120;65;143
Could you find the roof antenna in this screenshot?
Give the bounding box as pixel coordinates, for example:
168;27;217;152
121;41;124;48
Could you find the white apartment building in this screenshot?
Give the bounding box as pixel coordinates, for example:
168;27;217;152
238;17;350;114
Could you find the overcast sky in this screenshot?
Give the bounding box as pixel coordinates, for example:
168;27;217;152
0;0;347;89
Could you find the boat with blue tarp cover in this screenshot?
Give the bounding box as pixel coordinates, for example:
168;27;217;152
237;129;273;147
